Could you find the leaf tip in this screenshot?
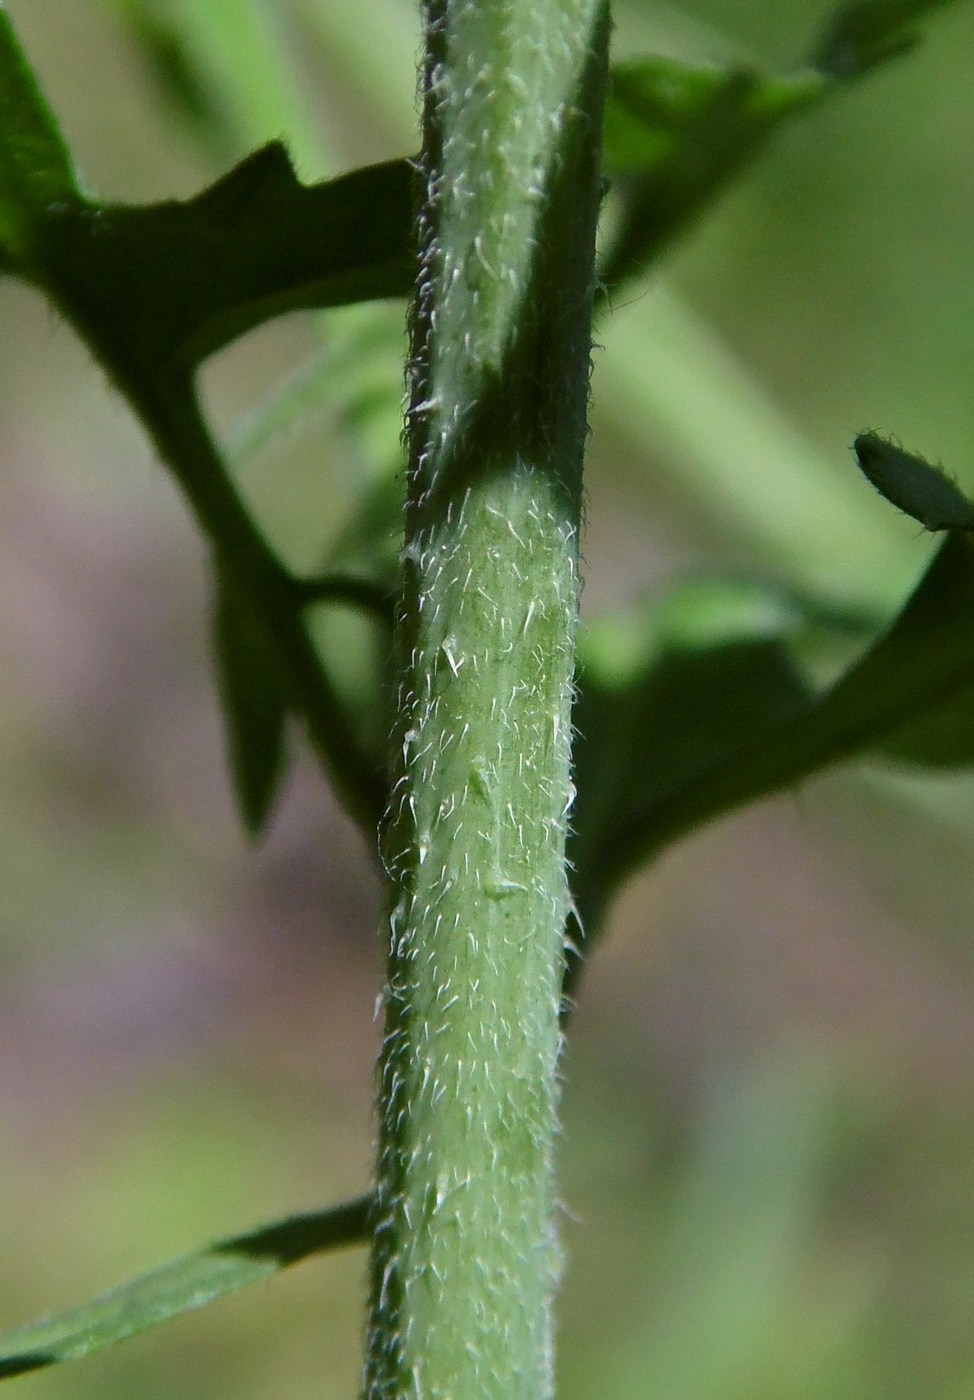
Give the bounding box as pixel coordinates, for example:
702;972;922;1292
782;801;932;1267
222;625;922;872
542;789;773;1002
853;432;974;533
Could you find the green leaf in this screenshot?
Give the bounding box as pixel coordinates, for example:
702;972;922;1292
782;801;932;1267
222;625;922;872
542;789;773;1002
854;432;974;532
0;9;79;273
569;579;813;930
600;60;823;281
714;531;974;808
0;1196;370;1379
214;570;289;834
846;433;974;766
570;536;974;936
882;682;974;766
599;0;961;288
103;2;229;147
101;0;331;172
38;145;415;382
2;11;413;369
812;0;957;76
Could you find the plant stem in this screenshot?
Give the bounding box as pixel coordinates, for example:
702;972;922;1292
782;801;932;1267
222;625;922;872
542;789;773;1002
366;2;608;1396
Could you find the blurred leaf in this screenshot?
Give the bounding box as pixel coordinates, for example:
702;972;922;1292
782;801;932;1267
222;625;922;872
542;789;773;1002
569;579;814;932
812;0;958;76
600;0;961;287
325;466;403;598
226;304;406;479
850;436;974;768
570;536;974;940
0;10;80;274
213;570;289;834
105;0;228;143
0;1196;370;1379
38;144;414;382
882;682;974;766
101;0;329;171
601;60;823;282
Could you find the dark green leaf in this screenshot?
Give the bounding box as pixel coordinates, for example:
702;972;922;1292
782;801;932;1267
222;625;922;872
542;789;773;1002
0;10;80;273
214;570;289;834
848;436;974;761
854;432;974;531
881;682;974;766
2;15;413;359
38;145;415;382
812;0;956;76
600;60;822;282
0;1196;370;1379
569;580;813;932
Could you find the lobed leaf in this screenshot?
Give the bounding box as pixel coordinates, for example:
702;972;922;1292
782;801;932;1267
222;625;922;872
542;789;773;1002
0;1196;370;1379
37;145;415;382
2;9;413;360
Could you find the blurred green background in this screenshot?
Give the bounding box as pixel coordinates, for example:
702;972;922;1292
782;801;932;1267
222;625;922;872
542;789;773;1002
2;0;974;1395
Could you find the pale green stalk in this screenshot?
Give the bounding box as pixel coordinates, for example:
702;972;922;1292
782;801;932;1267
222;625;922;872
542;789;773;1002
365;1;609;1396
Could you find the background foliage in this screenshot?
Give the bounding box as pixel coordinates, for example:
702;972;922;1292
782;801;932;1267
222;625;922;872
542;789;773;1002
2;0;974;1395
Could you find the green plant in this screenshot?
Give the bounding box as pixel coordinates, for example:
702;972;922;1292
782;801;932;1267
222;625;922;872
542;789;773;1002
1;0;974;1394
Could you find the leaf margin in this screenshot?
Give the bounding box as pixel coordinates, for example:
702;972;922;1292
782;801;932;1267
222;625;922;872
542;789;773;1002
0;1195;371;1379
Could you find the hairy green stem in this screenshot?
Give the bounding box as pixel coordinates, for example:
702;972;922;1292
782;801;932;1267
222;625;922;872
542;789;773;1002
366;2;608;1396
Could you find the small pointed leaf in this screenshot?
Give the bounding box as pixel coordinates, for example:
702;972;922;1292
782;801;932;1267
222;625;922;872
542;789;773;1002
812;0;954;77
854;433;974;532
0;10;80;273
0;1196;369;1379
214;571;288;834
